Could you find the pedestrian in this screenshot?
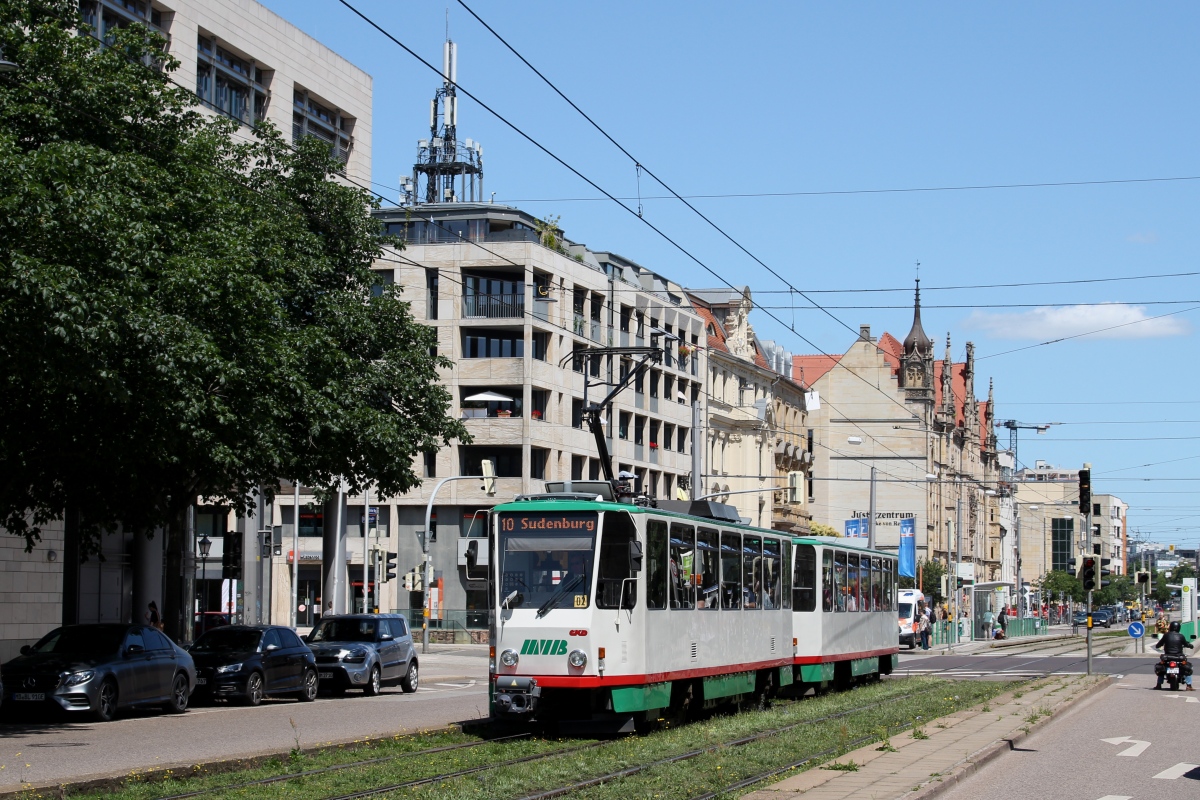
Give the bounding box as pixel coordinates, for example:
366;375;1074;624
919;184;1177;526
144;601;163;631
918;605;931;650
998;605;1009;635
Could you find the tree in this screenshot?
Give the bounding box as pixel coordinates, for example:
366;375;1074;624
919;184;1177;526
808;522;840;538
1038;570;1084;604
0;1;468;633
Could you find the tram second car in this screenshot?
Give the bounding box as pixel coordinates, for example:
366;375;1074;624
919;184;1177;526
488;488;899;726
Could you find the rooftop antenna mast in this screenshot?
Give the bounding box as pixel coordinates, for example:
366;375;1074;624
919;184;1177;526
409;29;484;205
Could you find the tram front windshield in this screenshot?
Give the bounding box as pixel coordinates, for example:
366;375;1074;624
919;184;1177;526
498;511;598;609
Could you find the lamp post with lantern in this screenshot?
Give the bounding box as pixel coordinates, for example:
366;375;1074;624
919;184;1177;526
198;534;212;616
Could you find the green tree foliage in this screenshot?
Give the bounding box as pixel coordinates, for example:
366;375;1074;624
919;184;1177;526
1038;570;1084;603
808;522;840;538
0;0;468;555
897;558;945;602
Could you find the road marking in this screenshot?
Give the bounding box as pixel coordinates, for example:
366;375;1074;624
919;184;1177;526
1100;736;1151;757
1153;762;1199;780
1094;795;1132;800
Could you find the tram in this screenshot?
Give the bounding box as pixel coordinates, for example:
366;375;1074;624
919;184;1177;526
488;480;899;728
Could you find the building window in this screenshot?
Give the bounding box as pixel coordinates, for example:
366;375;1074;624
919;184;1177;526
293;88;353;166
677;427;688;454
649;420;660;449
618;411;631;440
530;448;548;480
663;423;675;451
649;370;660;398
297;504;323;537
532;332;549;361
425;269;439;320
1092;503;1101;516
461;446;522;478
423;451;437;478
196;35;269;126
1051;518;1074;573
572;399;584;430
571;455;585;481
634;415;645;446
463;330;524;358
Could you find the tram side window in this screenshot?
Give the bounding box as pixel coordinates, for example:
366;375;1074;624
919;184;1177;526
846;554;860;611
696;529;719;610
742;535;762;609
822;549;834;611
781;541;792;610
860;554;871;612
764;538;782;609
669;524;695;610
888;559;897;612
834;551;847;611
646;520;668;610
596;511;638;609
720;532;741;610
793;544;816;612
871;557;883;611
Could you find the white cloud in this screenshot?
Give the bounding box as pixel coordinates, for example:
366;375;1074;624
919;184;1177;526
963;303;1191;341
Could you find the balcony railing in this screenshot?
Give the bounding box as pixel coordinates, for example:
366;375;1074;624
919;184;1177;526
463;294;525;319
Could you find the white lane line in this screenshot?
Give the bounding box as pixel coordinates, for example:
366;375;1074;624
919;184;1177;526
1094;795;1132;800
1153;762;1199;780
1100;736;1151;757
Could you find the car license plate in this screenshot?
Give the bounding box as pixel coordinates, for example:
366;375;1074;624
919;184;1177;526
196;678;207;685
319;672;334;679
13;692;45;701
1168;667;1179;674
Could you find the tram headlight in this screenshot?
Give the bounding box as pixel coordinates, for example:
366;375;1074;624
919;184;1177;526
567;649;587;669
499;648;519;667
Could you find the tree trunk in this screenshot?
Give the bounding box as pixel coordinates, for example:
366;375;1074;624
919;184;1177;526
61;506;80;626
162;505;195;642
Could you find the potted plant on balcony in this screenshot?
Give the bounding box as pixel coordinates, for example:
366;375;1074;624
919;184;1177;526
649;441;658;450
531;410;542;420
497;408;512;418
677;343;694;358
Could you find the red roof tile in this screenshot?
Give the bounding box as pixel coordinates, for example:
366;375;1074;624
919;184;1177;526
792;354;841;387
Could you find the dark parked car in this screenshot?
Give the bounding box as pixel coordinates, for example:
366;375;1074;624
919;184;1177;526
193;612;233;636
1;624;194;721
1092;609;1112;628
306;614;418;695
189;625;317;705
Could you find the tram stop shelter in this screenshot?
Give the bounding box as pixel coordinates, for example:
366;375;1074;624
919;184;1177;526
970;581;1014;642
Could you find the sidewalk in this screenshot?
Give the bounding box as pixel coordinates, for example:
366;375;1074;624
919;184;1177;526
743;673;1107;800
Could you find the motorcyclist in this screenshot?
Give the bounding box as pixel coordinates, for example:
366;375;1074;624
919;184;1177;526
1153;621;1195;690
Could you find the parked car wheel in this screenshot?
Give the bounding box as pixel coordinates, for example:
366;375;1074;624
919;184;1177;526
94;679;119;722
400;660;419;694
363;666;382;696
244;672;265;706
162;673;189;714
297;669;318;702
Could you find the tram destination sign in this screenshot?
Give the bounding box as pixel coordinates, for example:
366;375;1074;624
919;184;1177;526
500;512;597;533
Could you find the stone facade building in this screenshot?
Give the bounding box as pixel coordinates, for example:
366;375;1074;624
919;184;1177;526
794;285;1002;587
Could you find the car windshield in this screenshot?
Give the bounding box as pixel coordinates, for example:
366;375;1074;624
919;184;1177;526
30;626;125;656
310;619;379;643
497;511;597;610
898;603;913;619
192;629;263;653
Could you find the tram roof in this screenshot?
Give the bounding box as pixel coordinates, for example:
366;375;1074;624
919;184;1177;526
492;497;892;555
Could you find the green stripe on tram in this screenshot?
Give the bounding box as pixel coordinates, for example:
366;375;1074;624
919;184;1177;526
850;656;879;677
799;662;835;683
702;671;756;700
611;682;672;713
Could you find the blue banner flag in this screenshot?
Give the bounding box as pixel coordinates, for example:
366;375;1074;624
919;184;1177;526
899;517;916;577
844;519;860;538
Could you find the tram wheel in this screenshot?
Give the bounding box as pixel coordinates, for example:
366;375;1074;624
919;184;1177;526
753;670;776;711
667;680;697;726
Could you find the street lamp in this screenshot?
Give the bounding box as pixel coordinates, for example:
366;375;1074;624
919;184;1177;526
198;534;212;616
846;436;876;548
0;47;18;74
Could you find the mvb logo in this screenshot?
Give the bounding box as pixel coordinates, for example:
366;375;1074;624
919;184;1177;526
520;639;568;655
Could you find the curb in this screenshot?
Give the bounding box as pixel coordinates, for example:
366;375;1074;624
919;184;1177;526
0;718;490;800
904;674;1111;800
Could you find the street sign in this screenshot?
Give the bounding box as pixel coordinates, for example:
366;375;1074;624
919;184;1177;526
1128;621;1145;639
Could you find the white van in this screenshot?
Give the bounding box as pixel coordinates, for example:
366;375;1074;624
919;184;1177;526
898;589;926;649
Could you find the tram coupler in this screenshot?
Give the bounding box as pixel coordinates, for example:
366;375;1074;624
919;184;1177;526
493;676;540;716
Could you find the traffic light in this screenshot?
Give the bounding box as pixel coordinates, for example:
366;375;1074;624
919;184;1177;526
258;529;272;558
1068;557;1078;578
1099;558;1112;589
1078;469;1091;515
1081;557;1097;592
222;530;243;580
1137;571;1151;584
272;525;283;556
383;552;397;583
402;568;423;592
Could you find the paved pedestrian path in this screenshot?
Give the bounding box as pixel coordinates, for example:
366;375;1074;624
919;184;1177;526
743;672;1107;800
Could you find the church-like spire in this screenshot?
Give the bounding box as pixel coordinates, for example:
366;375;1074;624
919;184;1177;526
902;279;933;357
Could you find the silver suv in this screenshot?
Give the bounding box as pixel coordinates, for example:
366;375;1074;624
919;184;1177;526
305;615;418;696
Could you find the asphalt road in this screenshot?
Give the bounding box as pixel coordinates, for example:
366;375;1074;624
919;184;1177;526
0;646;490;793
939;678;1200;800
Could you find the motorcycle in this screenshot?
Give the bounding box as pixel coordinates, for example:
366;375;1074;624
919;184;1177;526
1155;654;1193;691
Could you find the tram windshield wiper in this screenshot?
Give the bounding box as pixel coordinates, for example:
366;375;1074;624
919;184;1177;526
536;573;585;618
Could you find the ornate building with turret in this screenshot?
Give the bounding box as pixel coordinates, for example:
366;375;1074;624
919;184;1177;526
793;284;1007;596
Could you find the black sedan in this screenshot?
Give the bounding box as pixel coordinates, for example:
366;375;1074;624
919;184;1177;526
1;624;194;721
189;625;317;705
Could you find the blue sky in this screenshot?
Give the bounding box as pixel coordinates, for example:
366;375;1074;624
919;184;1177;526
262;1;1200;546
